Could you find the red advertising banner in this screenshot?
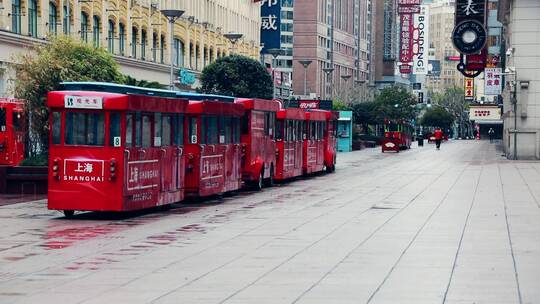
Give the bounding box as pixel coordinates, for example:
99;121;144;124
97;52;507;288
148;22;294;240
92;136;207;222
400;13;413;74
398;5;420;14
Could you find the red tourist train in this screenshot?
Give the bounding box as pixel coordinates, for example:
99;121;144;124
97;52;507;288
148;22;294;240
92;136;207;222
381;119;413;153
46;83;338;217
0;98;25;166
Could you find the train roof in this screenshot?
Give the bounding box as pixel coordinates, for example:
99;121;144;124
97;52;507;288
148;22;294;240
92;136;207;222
235;98;281;112
0;98;25;109
47;90;188;113
187;100;244;116
60;82;236;102
305;109;328;121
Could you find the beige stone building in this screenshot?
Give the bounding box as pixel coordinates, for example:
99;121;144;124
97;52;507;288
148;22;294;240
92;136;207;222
425;0;463;93
0;0;260;96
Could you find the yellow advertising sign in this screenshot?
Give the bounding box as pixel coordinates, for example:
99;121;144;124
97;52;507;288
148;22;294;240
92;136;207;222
464;77;474;100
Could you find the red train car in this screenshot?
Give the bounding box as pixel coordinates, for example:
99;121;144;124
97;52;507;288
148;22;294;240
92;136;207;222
235;98;280;189
323;111;339;172
275;108;305;181
381;119;413;152
0;98;25;166
184;100;244;197
47;90;188;217
303;110;327;174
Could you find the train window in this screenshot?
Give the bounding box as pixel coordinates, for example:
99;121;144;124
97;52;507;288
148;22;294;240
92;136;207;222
135;112;142;147
65;112;105;146
12;112;22;131
189;117;197;144
208;116;218;144
142;114;152;147
109;113;121;147
52;111;61;145
126;113;133;147
223;116;232;144
320;122;326;139
200;116;207;144
172;114;184;145
292;120;297;141
154;113;162;147
218;116;225;144
310;121;316;140
162;115;171;146
287;120;294;141
234;117;242;143
0;108;5;131
275;120;283;141
241;113;249;135
297;120;303;141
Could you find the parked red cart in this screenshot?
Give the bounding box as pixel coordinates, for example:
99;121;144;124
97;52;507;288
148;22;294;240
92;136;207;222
323;110;339;172
275;107;305;181
47;89;188;217
184;100;244;197
0;98;25;166
235;98;280;189
381;119;413;152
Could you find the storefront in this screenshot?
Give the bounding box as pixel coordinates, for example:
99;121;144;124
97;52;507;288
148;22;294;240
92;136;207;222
337;111;352;152
469;105;503;139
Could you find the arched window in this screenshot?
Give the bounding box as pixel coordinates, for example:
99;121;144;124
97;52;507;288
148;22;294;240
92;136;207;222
119;23;125;55
28;0;38;37
131;26;138;58
93;16;100;47
108;20;115;53
173;39;184;67
141;29;147;60
49;2;58;35
63;6;69;34
152;32;158;62
160;35;165;64
80;12;89;42
12;0;21;34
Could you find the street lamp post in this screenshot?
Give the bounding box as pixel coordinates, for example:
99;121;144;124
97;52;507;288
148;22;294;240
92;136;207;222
323;67;334;100
266;48;285;99
223;33;243;55
161;9;185;90
298;60;312;96
341;75;351;103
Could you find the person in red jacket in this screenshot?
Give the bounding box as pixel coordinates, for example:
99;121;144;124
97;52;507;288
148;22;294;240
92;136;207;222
434;127;443;150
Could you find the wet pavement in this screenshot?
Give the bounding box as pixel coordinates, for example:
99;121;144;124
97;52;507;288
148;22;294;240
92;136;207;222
0;140;539;304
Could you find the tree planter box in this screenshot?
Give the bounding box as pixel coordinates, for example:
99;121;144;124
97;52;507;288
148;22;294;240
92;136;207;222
0;166;48;195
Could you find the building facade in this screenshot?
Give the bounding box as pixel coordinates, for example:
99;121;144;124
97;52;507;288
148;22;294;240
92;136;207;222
498;0;540;159
425;0;463;93
0;0;260;97
292;0;357;100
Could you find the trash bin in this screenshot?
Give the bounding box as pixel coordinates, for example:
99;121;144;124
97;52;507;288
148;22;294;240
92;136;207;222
418;137;424;146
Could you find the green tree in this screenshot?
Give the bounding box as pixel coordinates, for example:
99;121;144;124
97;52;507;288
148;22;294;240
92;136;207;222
14;36;123;156
333;100;351;111
374;86;418;121
420;106;455;129
122;75;166;89
199;55;273;99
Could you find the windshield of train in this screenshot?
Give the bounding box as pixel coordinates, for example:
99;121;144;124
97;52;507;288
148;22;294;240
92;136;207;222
64;112;105;146
0;108;5;132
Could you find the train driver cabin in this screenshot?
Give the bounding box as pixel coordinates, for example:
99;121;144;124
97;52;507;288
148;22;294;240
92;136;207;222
323;111;339;172
47;89;189;217
184;99;244;197
0;98;25;166
235;98;281;189
275;108;305;181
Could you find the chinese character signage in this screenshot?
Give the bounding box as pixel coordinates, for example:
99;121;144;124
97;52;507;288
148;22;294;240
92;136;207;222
464;77;474;100
413;5;429;75
468;106;501;121
64;96;103;109
399;13;413;74
260;0;281;53
398;0;421;5
455;0;486;23
484;68;502;95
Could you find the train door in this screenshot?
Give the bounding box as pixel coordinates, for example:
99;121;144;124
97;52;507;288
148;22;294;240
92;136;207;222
155;113;175;193
172;114;184;192
0;107;8;163
200;115;225;195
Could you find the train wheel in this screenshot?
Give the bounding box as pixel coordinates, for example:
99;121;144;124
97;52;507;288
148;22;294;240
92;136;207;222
254;170;264;191
63;210;75;218
265;166;274;187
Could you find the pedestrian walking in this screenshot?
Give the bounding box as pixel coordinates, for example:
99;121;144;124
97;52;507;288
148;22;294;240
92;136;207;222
434;127;443;150
488;128;495;143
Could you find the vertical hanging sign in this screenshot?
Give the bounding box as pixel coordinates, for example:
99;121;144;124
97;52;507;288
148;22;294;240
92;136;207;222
399;14;413;74
464;77;475;100
260;0;281;54
413;5;429;75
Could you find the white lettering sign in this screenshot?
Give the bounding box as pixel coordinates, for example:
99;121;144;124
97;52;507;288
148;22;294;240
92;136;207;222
64;96;103;109
413;5;429;75
484;68;502;95
261;0;278;7
261;15;278;30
